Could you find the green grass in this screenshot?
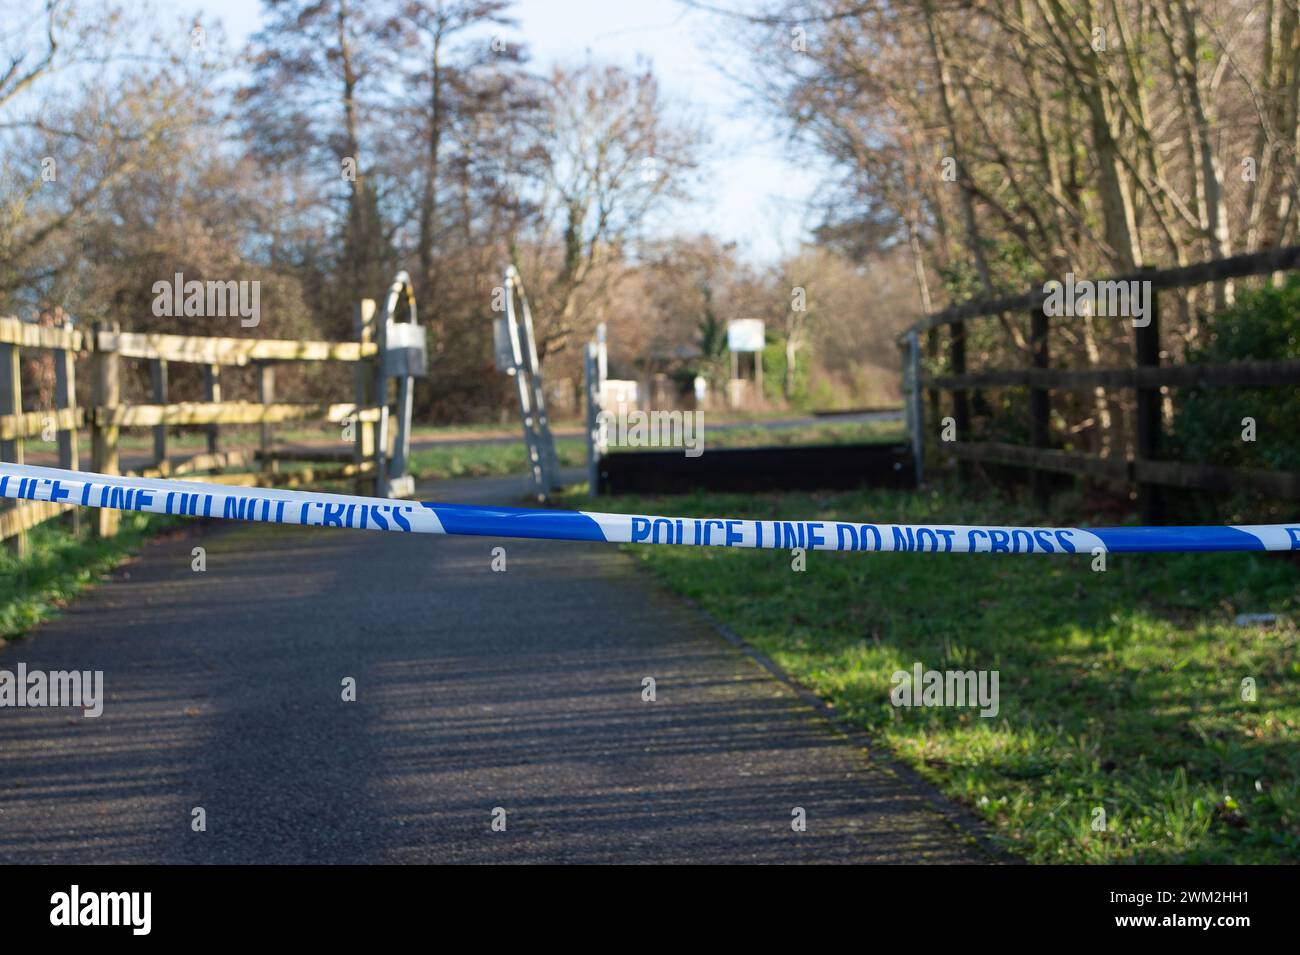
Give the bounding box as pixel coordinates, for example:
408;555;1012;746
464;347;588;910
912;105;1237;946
702;418;903;449
43;415;896;461
8;426;1294;862
407;437;587;480
604;417;904;454
0;512;177;640
399;419;900;478
561;483;1300;863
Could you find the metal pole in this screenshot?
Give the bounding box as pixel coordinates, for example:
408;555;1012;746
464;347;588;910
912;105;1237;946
373;298;390;498
392;375;414;487
503;266;561;499
584;325;607;495
380;272;420;497
506;273;542;496
374;268;423;493
585;343;599;494
513;270;560;489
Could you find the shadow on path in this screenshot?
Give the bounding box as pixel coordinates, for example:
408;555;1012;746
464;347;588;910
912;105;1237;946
0;470;984;863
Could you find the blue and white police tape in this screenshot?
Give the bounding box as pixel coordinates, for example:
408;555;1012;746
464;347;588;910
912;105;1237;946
1;463;1297;554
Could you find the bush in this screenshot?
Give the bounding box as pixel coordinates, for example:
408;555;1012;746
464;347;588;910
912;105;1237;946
1169;276;1300;472
762;340;812;408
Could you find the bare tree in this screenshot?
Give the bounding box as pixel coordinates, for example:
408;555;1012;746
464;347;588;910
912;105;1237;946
521;62;701;359
242;0;392;328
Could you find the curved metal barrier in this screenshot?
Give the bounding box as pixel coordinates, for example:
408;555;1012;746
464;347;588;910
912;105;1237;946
493;266;560;500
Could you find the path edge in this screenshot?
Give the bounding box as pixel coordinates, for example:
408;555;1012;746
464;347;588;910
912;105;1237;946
636;570;1024;865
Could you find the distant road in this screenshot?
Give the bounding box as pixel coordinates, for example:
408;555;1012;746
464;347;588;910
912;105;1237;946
22;409;904;471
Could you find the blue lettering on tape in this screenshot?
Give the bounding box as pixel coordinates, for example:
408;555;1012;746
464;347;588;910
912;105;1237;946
0;463;1295;556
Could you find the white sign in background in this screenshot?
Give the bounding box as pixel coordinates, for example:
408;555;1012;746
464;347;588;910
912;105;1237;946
726;319;765;353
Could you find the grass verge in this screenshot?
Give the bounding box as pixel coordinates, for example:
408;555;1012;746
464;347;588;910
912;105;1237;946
560;483;1300;863
407;438;587;480
0;512;178;641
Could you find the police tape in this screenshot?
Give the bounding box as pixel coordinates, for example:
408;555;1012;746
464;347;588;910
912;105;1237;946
1;462;1297;555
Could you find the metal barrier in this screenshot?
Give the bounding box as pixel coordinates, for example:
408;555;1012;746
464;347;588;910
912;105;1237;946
583;323;608;493
494;266;560;500
375;271;426;499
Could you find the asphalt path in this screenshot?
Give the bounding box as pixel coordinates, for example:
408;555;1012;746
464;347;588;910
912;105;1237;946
0;469;986;863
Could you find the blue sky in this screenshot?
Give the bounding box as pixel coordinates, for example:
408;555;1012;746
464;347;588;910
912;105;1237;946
184;0;823;264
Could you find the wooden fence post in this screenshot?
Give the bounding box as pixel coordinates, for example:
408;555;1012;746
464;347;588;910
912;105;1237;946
353;299;377;495
899;247;1300;510
54;338;80;534
0;338;26;556
1134;272;1162;523
203;364;221;457
903;329;925;487
150;357;168;470
949;319;969;483
925;327;940;428
1030;307;1050;509
91;321;121;538
258;361;276;477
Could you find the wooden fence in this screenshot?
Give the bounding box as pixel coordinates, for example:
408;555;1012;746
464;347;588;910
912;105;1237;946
0;290;423;556
898;245;1300;521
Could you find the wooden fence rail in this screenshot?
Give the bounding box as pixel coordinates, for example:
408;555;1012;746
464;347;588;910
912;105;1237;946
0;290;423;554
0;317;82;552
898;246;1300;520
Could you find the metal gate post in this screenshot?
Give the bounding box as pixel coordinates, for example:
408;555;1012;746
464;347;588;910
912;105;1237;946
375;272;426;498
392;374;414;487
512;268;560;490
500;266;560;500
584;323;607;494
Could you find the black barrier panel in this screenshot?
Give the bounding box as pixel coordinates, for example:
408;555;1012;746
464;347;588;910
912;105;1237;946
597;442;916;495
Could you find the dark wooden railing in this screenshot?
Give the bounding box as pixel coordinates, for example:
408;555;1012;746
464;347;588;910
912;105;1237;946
898;246;1300;520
